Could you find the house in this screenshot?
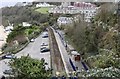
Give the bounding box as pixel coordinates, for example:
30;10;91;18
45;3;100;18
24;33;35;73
73;2;98;22
49;2;98;22
57;17;73;26
22;22;31;27
36;2;54;7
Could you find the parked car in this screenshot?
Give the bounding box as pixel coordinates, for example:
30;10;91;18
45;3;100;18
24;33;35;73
42;35;48;38
41;43;48;46
30;39;35;42
42;33;48;38
40;48;50;53
40;47;46;50
2;54;15;59
3;69;14;75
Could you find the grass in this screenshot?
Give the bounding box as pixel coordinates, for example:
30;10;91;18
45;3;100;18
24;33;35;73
35;7;50;14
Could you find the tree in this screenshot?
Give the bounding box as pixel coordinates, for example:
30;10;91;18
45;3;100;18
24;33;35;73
9;55;51;79
2;6;49;26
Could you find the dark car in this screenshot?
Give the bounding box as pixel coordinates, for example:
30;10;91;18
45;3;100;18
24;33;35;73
40;47;46;50
40;48;50;53
42;35;48;38
2;54;15;59
3;69;14;75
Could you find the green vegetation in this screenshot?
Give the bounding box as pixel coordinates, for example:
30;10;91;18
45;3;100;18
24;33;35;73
1;5;50;54
35;7;50;14
25;25;41;39
79;67;120;77
9;55;51;79
2;25;42;54
64;3;120;77
2;6;49;26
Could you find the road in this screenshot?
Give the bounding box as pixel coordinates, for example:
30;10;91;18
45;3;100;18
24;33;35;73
0;32;51;76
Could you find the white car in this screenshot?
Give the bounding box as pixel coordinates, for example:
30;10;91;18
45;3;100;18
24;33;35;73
30;39;35;42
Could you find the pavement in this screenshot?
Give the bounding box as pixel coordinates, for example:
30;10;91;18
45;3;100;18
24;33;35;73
0;31;51;77
0;25;7;54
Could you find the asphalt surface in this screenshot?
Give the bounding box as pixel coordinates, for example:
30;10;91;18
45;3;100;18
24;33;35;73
0;32;51;77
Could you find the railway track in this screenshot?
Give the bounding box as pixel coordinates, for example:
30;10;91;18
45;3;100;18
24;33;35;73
48;27;65;76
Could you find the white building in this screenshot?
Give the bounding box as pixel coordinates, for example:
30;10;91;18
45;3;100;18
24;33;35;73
73;2;98;22
36;2;54;7
49;2;98;22
57;17;73;26
22;22;31;27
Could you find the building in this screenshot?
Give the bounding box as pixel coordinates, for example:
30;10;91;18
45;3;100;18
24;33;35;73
57;17;73;26
49;2;98;22
74;2;98;22
22;22;31;27
36;2;54;7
